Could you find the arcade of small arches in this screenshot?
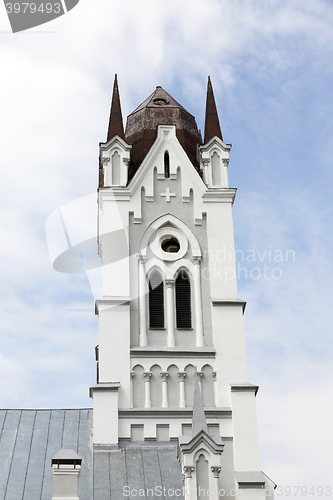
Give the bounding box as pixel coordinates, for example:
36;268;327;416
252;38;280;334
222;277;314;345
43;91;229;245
130;363;218;409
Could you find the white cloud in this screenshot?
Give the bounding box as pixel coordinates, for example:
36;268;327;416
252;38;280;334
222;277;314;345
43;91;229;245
1;0;333;492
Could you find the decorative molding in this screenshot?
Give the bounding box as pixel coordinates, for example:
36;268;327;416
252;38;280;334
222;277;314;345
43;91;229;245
95;297;130;314
118;408;232;418
211;298;247;314
230;383;259;396
234;471;266;489
130;346;216;358
211;466;221;478
202;188;237;204
183;466;195;478
161;187;176;202
89;383;120;398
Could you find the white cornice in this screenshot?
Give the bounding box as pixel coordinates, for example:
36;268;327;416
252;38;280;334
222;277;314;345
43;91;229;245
202;188;237;203
230;383;259;396
130;346;216;358
95;297;130;314
212;298;247;314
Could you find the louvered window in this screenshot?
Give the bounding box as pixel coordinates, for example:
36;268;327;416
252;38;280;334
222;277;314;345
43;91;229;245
149;272;164;329
176;271;192;329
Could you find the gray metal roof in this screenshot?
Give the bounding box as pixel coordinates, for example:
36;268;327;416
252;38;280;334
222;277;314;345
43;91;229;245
0;409;183;500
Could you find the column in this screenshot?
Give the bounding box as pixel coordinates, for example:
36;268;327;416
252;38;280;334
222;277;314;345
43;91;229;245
211;467;221;500
130;371;134;408
222;158;229;188
160;372;169;408
143;372;152;408
138;255;148;347
178;371;186;408
212;371;219;407
192;257;204;347
183;466;194;500
122;157;130;186
202;158;211;186
101;157;110;186
197;371;203;393
165;279;176;347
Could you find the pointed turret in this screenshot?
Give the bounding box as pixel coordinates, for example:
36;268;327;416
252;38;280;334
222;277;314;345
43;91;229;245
107;74;125;141
204;76;223;143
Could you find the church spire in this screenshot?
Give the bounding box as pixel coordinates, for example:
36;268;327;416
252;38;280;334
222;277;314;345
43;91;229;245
191;373;208;437
204;76;223;143
107;74;125;141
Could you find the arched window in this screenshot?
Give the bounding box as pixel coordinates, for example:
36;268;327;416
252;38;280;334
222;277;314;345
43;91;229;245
175;271;191;329
164;151;170;178
211;152;221;186
112;151;121;185
149;272;164;329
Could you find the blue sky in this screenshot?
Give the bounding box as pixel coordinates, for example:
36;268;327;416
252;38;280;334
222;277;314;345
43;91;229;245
1;0;333;495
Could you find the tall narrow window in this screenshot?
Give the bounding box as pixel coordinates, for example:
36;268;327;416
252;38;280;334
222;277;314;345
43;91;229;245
112;151;121;185
176;271;191;329
149;272;164;328
211;152;221;186
164;151;170;178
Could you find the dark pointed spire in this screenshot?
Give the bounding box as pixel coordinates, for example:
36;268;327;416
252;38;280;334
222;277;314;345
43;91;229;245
191;373;208;437
107;74;125;141
204;76;223;143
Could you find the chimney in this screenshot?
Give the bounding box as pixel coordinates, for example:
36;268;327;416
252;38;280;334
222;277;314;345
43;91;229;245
51;448;82;500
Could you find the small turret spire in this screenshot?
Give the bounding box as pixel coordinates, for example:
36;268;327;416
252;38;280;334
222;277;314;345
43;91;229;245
204;76;223;143
107;74;125;141
191;373;208;437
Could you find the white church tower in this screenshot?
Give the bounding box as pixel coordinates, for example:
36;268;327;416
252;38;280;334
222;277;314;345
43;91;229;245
89;75;276;499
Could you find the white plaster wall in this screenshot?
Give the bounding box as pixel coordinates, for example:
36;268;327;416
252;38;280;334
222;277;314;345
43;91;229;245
212;305;248;407
231;390;262;471
93;390;119;445
98;304;131;407
205;203;238;299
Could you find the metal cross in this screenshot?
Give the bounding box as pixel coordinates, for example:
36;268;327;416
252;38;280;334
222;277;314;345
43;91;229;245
160;187;176;202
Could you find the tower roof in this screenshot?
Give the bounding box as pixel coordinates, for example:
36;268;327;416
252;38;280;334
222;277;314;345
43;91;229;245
204;76;223;143
125;86;202;180
107;74;125;141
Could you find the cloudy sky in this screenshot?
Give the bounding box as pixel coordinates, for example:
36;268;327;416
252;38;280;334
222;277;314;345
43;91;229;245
1;0;333;496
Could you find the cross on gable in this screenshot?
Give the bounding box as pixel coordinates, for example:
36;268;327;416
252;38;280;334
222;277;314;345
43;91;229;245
161;187;176;202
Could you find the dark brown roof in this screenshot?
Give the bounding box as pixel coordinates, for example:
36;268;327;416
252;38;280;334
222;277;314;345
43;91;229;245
107;74;125;141
204;76;223;143
125;86;202;181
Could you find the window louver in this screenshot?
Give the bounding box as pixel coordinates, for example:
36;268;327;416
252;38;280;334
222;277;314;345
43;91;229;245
176;272;191;329
149;272;164;329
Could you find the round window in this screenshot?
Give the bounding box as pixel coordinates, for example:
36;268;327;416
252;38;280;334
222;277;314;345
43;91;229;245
161;237;180;253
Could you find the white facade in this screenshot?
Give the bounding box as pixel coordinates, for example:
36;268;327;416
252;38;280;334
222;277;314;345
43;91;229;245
89;82;275;499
